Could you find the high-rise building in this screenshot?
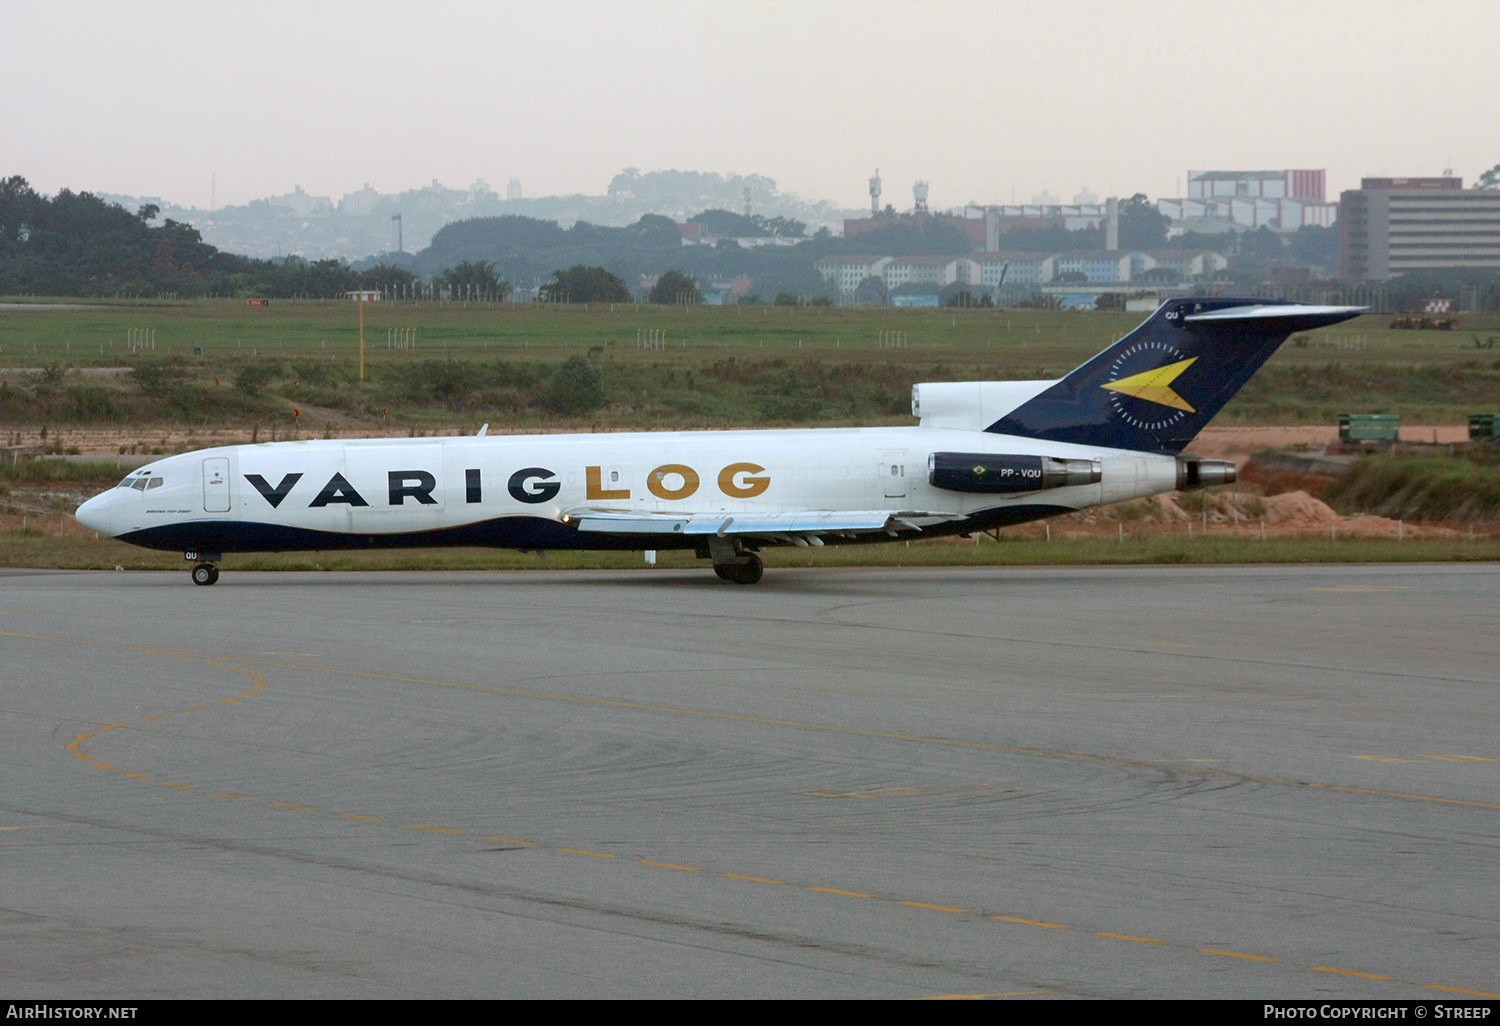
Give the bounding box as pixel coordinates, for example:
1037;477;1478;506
1340;177;1500;280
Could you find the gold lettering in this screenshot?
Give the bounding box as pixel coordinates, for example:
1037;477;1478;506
718;462;769;498
647;464;700;501
586;466;630;500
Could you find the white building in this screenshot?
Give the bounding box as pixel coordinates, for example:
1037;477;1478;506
971;252;1056;286
1138;249;1228;280
965;203;1108;233
1158;196;1337;231
881;255;957;289
268;185;334;218
814;255;891;293
340;183;382;217
1158;169;1337;231
1052;251;1133;284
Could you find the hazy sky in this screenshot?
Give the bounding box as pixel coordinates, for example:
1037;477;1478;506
6;0;1497;211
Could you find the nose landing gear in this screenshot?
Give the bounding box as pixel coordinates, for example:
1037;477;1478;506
185;550;223;586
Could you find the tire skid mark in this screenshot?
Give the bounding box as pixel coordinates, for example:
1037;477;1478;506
35;628;1499;998
232;656;1500;814
74;741;1494;998
21;624;1494;814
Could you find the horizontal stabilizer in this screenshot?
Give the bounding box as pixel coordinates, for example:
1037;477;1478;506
1181;303;1365;324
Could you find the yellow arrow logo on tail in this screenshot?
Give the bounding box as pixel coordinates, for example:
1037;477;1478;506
1101;357;1198;412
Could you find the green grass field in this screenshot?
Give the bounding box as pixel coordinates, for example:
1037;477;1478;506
3;298;1499;431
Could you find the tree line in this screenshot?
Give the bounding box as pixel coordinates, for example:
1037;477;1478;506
0;177;720;304
10;173;1496;307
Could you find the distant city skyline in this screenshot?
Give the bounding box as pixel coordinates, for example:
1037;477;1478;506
95;174;1113;217
6;0;1496;214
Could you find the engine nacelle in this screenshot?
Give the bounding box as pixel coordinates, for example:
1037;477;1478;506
912;380;1058;431
928;452;1102;494
1175;456;1236;491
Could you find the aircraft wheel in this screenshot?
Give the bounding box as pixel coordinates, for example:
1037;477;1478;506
713;564;734;581
191;563;219;586
728;554;764;585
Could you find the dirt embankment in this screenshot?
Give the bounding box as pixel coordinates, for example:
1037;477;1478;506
1011;426;1481;541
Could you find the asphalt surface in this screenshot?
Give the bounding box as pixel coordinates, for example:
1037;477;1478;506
1;563;1496;998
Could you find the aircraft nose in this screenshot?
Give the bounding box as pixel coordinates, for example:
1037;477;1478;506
75;491;114;536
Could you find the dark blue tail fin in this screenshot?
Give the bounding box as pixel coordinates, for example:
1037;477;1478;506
985;298;1363;454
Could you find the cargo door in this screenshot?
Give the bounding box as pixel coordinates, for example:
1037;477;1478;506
202;457;231;513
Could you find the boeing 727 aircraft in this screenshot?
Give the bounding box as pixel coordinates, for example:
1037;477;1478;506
75;298;1362;584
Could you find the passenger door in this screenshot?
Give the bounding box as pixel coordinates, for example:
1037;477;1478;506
202;458;231;513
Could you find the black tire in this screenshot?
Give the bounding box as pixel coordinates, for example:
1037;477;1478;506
730;554;764;585
713;564;734;581
191;564;218;586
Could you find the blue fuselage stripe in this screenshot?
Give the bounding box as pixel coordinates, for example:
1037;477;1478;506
115;506;1072;554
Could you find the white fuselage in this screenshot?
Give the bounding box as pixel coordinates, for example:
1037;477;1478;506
76;425;1180;554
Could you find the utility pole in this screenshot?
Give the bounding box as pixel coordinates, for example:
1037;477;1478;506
359;289;365;381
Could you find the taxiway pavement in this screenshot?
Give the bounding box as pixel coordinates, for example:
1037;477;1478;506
1;564;1495;998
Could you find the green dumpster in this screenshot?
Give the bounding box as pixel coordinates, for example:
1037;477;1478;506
1339;414;1400;442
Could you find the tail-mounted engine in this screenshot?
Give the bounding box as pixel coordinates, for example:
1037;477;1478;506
928;452;1102;494
1175;456;1236;491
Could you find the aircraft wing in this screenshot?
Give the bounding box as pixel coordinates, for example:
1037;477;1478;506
569;508;966;546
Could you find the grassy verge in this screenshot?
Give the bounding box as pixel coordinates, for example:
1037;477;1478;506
6;529;1497;573
1324;450;1500;521
3;302;1500;432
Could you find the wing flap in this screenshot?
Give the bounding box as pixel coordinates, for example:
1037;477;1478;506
571;508;963;538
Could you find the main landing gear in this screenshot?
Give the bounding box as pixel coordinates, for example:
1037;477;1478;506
705;536;763;584
186;550;222;586
713;553;764;585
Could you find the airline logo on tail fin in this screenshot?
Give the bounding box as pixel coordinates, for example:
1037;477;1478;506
1101;351;1198;417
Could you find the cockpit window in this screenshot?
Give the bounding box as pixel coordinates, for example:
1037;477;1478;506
119;469;158;489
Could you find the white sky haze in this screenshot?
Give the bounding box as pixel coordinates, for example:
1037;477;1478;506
5;0;1497;211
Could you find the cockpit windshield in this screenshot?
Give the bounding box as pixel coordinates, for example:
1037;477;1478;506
117;472;160;491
